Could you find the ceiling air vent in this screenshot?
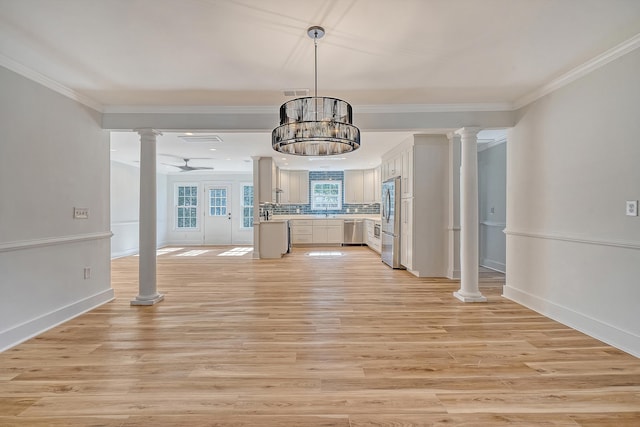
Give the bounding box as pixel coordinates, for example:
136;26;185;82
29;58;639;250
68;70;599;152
178;134;223;143
282;88;309;97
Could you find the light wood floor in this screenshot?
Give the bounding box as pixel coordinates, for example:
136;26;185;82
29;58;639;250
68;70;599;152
1;246;639;426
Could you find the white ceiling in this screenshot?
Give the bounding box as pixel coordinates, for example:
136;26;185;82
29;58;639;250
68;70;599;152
2;0;639;171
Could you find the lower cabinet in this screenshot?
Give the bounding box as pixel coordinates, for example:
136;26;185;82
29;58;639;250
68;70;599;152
290;219;343;245
312;220;343;244
364;219;382;253
290;219;313;244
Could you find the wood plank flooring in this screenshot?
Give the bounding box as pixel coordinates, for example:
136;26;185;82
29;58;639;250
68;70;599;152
1;246;639;426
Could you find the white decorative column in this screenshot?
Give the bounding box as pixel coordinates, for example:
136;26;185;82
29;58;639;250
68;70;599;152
447;132;461;279
131;129;164;306
454;127;486;302
251;156;261;259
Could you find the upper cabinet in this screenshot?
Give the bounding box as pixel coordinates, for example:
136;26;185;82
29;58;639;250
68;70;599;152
279;170;309;204
258;157;278;203
345;168;380;204
401;147;413;198
344;170;364;204
381;152;403;181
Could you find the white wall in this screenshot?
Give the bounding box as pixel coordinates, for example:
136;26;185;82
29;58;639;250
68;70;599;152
505;48;640;357
110;160;168;258
478;142;507;272
166;173;254;245
0;66;113;351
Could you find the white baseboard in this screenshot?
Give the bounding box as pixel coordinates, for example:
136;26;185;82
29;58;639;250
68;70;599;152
480;259;506;273
0;288;115;352
447;269;461;280
503;285;640;358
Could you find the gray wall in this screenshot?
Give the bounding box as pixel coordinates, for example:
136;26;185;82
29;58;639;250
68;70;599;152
0;66;113;351
505;47;640;357
478;142;507;272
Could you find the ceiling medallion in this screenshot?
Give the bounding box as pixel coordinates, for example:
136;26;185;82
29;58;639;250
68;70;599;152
272;26;360;156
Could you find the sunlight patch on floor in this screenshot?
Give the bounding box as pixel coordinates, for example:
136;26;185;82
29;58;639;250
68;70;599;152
307;251;344;257
175;249;210;257
218;247;254;257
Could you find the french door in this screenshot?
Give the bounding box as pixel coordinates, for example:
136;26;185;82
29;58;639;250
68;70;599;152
203;184;232;245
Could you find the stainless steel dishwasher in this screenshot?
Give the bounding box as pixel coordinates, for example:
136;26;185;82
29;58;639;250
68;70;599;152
343;219;364;245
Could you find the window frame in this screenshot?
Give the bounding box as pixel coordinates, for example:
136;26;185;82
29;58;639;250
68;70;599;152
240;183;254;229
310;180;343;211
174;183;200;230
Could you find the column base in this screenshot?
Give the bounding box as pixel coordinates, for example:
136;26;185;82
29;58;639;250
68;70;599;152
453;291;487;303
131;293;165;306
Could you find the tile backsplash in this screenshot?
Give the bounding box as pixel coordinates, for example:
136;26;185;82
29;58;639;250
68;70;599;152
265;170;380;216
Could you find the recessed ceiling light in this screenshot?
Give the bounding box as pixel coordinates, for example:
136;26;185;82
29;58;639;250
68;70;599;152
226;158;232;161
110;149;117;152
209;148;217;151
185;132;194;136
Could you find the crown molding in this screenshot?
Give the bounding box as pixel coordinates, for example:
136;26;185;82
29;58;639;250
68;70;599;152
103;102;514;115
355;103;513;114
513;32;640;110
102;105;276;114
0;53;103;112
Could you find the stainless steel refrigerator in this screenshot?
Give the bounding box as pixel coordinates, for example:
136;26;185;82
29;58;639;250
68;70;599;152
381;176;403;268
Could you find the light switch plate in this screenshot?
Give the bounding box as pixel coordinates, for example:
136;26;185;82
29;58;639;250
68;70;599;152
626;200;638;217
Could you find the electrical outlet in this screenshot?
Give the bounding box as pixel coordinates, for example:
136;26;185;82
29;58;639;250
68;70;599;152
83;267;91;279
74;207;89;219
626;200;638;217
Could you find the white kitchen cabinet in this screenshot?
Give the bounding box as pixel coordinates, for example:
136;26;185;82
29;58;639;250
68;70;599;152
258;157;278;203
344;170;364;204
278;169;290;203
279;170;309;204
383;153;402;180
400;198;413;269
364;219;381;253
374;166;381;203
382;135;449;277
402;147;413;198
290;219;313;244
312;219;344;244
362;168;376;203
346;168;379;204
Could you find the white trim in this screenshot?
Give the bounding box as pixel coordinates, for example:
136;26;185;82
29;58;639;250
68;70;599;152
0;288;115;352
480;259;506;273
505;229;640;251
103;105;276;115
0;231;113;253
111;220;139;226
174;183;201;231
356;103;513;114
0;53;103;112
513;33;640;110
480;221;507;228
477;138;507;152
502;285;640;358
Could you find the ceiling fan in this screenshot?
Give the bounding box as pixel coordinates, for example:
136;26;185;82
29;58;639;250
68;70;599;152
162;157;214;172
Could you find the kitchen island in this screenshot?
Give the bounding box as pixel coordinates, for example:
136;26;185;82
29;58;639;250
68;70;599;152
258;219;289;258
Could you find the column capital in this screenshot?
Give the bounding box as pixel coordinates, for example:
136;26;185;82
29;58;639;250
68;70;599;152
455;126;482;138
135;128;163;139
446;132;461;142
